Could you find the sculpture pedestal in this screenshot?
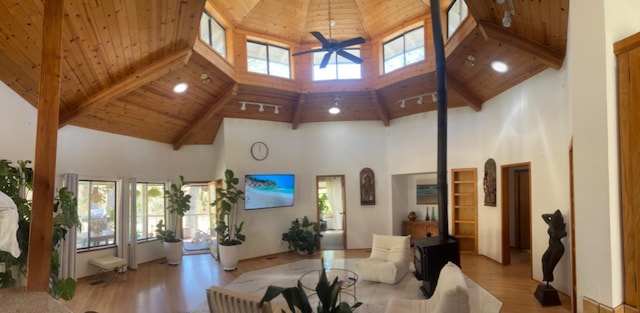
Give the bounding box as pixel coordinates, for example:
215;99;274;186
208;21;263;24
534;284;561;306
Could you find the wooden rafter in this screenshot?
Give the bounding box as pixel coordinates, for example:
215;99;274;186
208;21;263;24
58;48;193;127
291;94;305;130
172;83;239;150
369;91;390;126
478;21;564;70
447;76;482;112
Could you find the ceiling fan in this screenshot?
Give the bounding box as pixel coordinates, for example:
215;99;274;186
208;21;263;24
292;0;365;69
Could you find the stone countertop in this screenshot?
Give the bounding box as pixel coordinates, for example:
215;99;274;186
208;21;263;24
0;287;71;313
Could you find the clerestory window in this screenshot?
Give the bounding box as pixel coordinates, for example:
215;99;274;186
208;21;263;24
447;0;469;39
383;26;425;74
247;41;291;79
312;49;362;81
200;13;226;58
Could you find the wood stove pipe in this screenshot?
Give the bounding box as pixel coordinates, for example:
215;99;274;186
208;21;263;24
429;0;449;239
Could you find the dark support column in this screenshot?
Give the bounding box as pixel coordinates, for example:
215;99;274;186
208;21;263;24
430;0;449;238
27;0;64;292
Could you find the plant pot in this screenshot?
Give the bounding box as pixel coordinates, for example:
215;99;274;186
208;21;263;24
219;243;241;271
163;240;183;265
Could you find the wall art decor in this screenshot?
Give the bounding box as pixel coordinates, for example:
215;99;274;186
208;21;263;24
360;168;375;205
484;158;497;206
416;184;438;204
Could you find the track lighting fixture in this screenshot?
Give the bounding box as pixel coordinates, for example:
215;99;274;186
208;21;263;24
239;101;281;114
398;92;438;108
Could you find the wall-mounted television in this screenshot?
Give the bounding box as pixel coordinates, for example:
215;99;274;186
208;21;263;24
244;174;295;210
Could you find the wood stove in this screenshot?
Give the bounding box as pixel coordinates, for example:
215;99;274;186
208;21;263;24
413;236;460;298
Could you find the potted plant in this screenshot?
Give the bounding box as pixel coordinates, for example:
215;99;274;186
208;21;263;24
282;216;321;255
155;175;191;265
0;160;80;300
259;263;362;313
318;194;329;231
212;169;245;271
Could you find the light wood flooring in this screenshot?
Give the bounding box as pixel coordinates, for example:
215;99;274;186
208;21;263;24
62;249;572;313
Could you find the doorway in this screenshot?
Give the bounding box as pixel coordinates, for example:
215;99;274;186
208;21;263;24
500;162;532;269
316;175;346;250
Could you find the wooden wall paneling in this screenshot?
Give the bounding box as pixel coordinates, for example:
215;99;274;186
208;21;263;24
28;0;64;292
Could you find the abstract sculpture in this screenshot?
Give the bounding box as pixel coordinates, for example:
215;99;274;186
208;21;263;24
534;209;566;306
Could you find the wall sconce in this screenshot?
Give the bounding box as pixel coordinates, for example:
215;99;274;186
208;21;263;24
398;92;438;109
239;101;281;114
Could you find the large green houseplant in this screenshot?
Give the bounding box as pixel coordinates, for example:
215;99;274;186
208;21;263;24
211;169;245;270
155;175;191;265
0;160;80;300
282;216;321;255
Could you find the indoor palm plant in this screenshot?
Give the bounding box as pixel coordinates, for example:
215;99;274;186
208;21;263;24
155;175;191;265
0;160;80;300
211;169;245;270
282;216;321;255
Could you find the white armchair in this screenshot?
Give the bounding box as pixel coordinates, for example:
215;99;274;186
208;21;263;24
355;234;411;284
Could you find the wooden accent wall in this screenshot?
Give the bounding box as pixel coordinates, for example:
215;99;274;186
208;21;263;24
615;31;640;309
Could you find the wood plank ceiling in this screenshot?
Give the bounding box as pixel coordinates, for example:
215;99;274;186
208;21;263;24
0;0;568;149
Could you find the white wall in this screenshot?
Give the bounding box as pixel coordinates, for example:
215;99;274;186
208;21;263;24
386;66;572;293
569;0;640;309
216;118;390;259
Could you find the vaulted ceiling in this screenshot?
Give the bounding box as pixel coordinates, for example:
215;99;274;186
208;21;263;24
0;0;568;149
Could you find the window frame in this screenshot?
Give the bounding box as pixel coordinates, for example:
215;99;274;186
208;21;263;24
312;48;362;81
200;12;227;58
382;26;425;74
135;181;166;242
246;40;291;79
76;179;119;251
447;0;469;39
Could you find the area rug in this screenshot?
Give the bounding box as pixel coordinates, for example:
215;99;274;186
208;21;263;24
190;258;502;313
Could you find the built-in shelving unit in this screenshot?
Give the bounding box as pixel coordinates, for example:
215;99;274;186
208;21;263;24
451;168;478;254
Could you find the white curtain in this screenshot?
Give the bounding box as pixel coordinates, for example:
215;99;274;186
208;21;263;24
326;177;344;230
127;178;137;269
60;173;78;279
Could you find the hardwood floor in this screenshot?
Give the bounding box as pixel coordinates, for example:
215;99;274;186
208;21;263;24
62;249;572;313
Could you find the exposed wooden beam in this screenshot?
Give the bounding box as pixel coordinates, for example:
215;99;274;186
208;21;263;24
478;21;564;70
28;0;64;292
172;83;239;150
59;48;193;127
369;91;390;126
291;94;305;130
447;76;482;112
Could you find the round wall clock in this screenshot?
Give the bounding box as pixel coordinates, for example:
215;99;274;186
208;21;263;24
250;141;269;161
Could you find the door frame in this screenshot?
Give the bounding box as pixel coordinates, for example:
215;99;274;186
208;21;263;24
316;175;347;250
500;162;532;271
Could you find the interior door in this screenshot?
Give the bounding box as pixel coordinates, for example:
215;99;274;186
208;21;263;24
317;175;346;250
514;169;531;249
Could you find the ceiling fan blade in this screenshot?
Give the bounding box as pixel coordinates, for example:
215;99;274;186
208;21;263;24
336;50;363;64
336;36;365;49
292;48;326;56
319;52;333;69
310;31;330;46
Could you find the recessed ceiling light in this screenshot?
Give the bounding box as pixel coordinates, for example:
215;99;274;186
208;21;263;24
491;60;509;73
328;106;340;114
173;82;188;93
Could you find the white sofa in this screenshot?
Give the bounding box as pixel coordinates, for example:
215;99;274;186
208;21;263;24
385;261;471;313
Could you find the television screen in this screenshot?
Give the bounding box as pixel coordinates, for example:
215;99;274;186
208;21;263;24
244;174;295;210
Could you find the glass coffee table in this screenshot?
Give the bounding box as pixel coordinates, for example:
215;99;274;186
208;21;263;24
299;268;358;303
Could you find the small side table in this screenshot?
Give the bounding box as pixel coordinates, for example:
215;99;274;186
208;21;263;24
299;268;358;303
